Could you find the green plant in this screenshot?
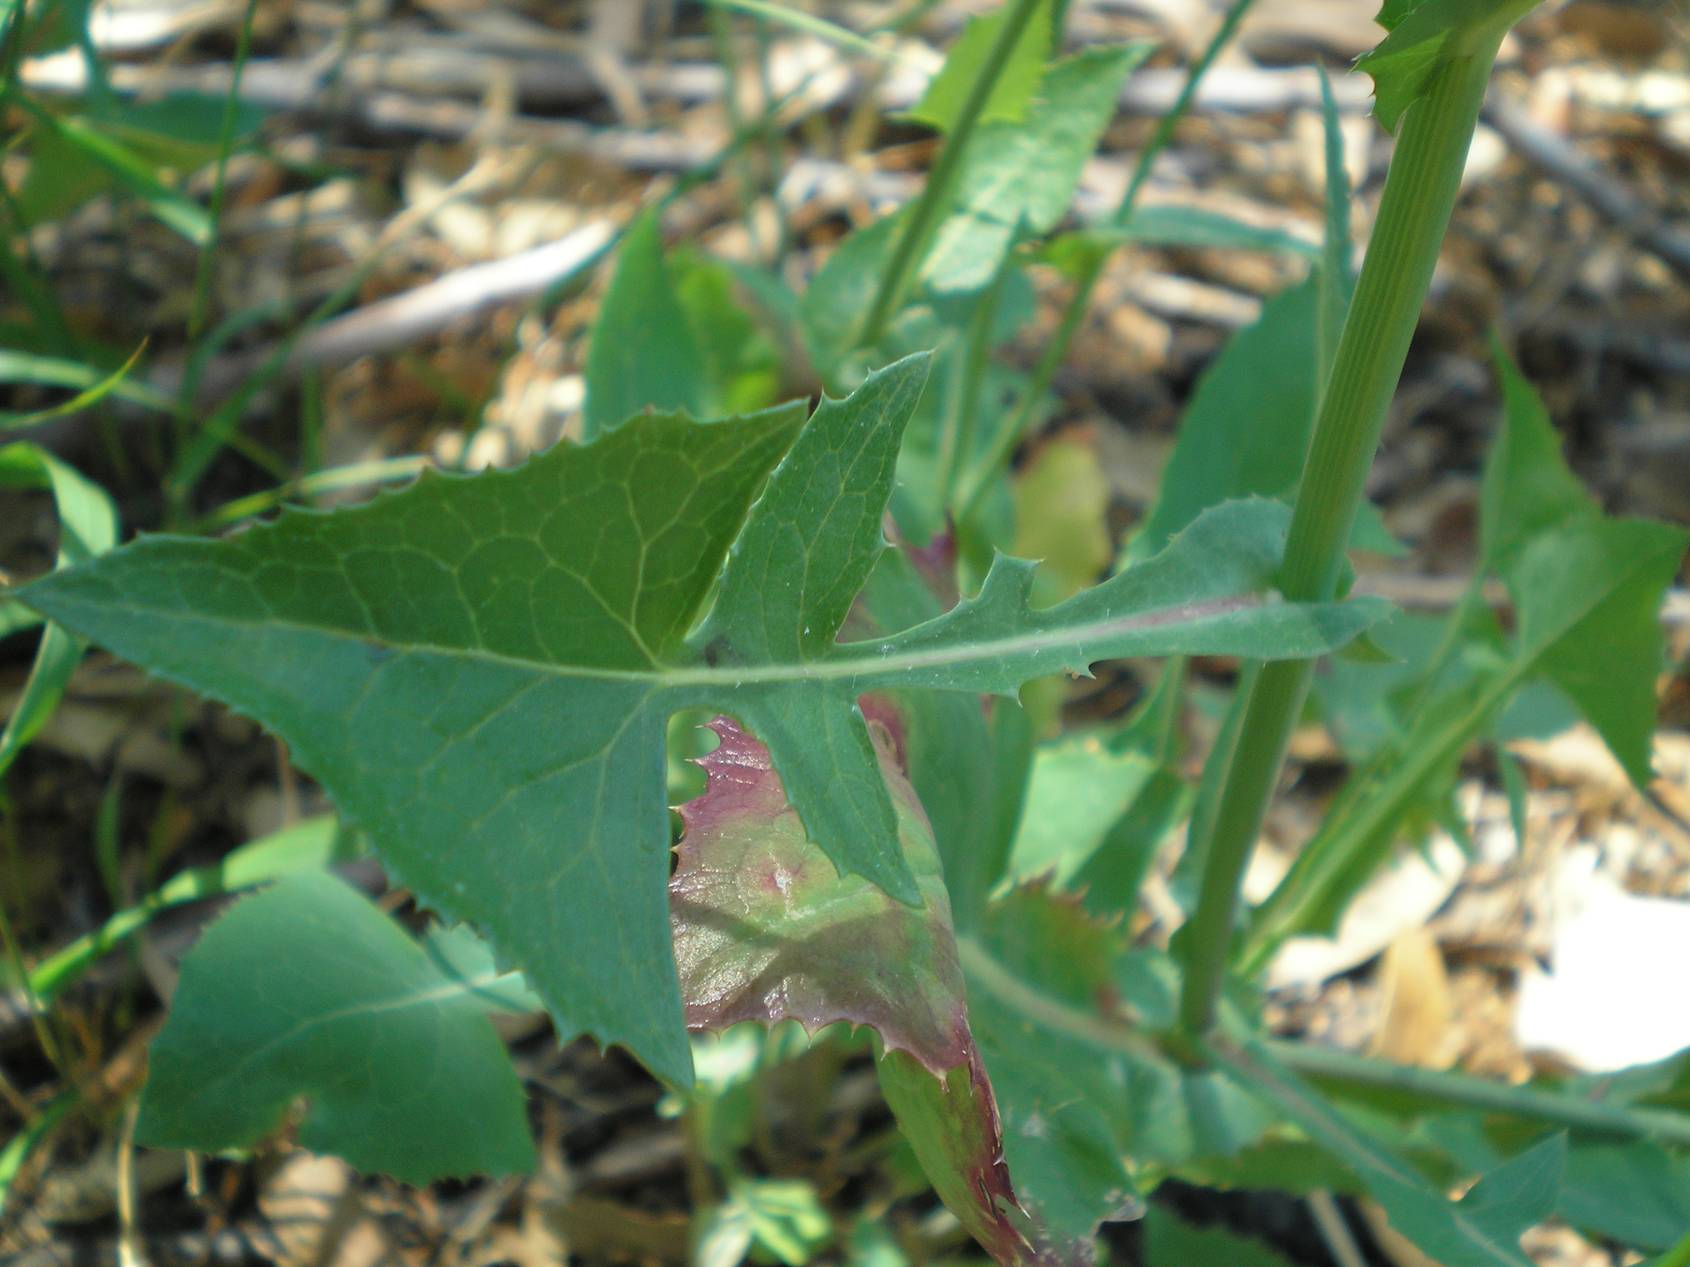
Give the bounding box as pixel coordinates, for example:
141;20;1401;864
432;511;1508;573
7;1;1690;1263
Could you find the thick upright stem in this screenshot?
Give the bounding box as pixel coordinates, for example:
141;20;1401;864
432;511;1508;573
856;0;1044;349
1177;42;1503;1038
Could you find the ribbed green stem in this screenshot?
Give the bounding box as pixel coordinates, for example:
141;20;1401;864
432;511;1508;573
856;0;1045;349
1271;1038;1690;1149
959;940;1690;1152
1177;42;1503;1039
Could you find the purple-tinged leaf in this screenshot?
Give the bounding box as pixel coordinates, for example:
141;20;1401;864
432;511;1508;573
878;1048;1065;1267
671;715;968;1074
900;525;960;614
671;716;1066;1266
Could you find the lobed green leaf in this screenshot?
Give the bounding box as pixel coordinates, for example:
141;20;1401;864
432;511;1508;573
22;358;1385;1086
871;498;1391;694
1482;341;1684;785
20;402;805;1086
1250;347;1686;953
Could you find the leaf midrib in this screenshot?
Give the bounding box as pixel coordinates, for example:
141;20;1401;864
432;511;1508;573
199;966;521;1097
48;591;1270;689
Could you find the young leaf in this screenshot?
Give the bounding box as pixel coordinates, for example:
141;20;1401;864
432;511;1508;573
673;251;783;415
22;361;1384;1086
922;44;1154;296
1478;341;1593;576
1248;350;1686;957
1356;1;1540;134
13;105;212;243
583;211;709;439
0;442;118;777
1068;764;1189;917
138;871;535;1184
1006;739;1157;889
30;814;354;1003
697;1178;833;1267
904;0;1052;135
1506;516;1683;786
